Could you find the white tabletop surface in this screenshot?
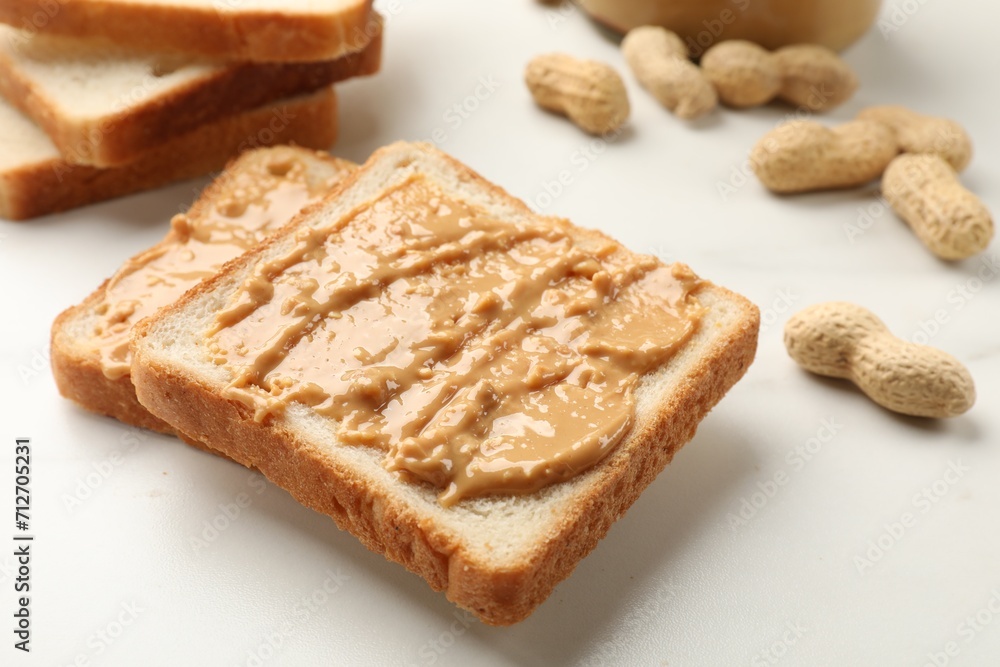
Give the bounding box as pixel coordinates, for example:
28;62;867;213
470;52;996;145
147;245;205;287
3;1;999;665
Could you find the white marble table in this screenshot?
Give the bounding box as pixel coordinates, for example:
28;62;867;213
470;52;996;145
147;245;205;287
2;1;997;664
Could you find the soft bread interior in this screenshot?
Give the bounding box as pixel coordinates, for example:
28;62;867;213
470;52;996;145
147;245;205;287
0;97;59;168
91;0;365;13
49;144;352;426
134;143;758;567
0;25;218;121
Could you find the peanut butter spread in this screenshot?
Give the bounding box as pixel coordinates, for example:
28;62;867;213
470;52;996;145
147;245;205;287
90;158;347;380
208;175;705;505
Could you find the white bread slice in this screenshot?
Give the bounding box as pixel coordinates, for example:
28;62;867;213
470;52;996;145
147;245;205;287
0;0;376;63
50;143;356;434
130;142;760;625
0;18;381;167
1;87;341;221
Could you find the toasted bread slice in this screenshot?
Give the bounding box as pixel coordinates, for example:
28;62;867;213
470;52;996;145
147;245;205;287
50;144;356;432
1;88;341;221
130;142;759;625
0;18;381;167
0;0;376;63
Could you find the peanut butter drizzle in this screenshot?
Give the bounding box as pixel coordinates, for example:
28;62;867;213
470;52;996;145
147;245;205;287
209;176;705;506
91;157;348;380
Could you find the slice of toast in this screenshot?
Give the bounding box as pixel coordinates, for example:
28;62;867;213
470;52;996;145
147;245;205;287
1;88;341;221
0;18;381;167
0;0;376;63
50;143;356;432
130;142;760;625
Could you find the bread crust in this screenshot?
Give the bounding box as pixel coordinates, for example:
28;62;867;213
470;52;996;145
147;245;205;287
0;0;377;63
0;19;381;167
130;142;761;625
48;138;352;436
3;88;339;221
133;285;758;624
52;285;176;431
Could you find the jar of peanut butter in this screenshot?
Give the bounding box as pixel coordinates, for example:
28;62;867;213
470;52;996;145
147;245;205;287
576;0;882;54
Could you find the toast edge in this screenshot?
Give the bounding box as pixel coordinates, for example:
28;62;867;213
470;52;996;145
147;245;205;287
0;22;378;167
127;141;761;624
0;1;378;64
131;279;759;625
7;88;339;221
51;285;177;433
48;141;347;434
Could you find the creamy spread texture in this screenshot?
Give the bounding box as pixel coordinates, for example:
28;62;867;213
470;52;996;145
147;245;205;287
209;175;704;505
90;157;346;380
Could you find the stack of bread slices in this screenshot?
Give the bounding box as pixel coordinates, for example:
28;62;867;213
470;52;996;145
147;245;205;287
0;0;382;220
53;139;759;625
35;2;760;626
